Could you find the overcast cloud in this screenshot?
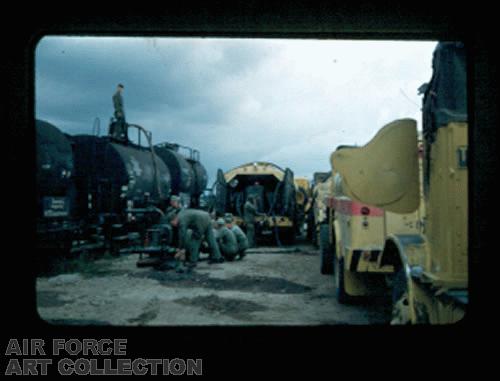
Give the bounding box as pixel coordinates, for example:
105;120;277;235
36;37;436;186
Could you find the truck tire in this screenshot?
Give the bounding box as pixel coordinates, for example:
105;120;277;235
334;256;350;304
390;267;413;324
319;224;333;274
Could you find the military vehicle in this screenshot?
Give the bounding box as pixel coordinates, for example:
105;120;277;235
307;172;331;246
329;121;423;303
294;177;311;237
331;42;467;323
214;162;297;245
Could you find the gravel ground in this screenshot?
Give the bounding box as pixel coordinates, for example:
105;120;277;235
36;244;391;326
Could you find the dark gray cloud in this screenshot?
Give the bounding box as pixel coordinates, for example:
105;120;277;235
36;37;437;185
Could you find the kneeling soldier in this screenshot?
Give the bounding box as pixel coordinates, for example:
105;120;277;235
225;213;249;260
169;208;224;266
215;218;239;261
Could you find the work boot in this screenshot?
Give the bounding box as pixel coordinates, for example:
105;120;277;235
208;257;224;264
175;265;186;273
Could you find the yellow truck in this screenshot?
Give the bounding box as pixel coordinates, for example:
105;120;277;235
330;122;424;304
307;172;331;246
214;162;297;245
331;42;467;323
294;177;311;238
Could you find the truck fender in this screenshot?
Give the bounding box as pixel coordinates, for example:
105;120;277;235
381;234;426;275
381;234;427;324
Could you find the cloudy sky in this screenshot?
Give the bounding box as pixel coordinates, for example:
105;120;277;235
36;37;436;186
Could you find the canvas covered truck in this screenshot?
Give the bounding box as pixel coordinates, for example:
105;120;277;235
214;162;297;245
331;42;467;324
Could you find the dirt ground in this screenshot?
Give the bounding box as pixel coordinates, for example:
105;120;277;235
36;243;392;326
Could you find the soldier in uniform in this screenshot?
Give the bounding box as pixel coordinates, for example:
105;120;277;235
225;213;248;259
111;83;127;141
169;208;224;266
214;218;239;261
164;195;181;217
243;195;260;248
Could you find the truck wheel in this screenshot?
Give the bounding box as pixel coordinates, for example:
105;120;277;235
286;227;296;244
390;267;411;324
334;256;350;304
319;224;333;274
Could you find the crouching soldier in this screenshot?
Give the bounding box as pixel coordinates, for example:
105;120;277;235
225;213;249;260
169;208;224;267
215;218;239;261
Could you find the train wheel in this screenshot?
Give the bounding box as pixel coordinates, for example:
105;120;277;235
334;256;350;304
390;267;411;324
319;224;333;274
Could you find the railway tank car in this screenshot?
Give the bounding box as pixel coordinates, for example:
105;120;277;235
69;129;172;249
36;119;77;252
154;142;208;208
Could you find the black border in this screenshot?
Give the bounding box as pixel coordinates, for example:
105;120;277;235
4;3;495;374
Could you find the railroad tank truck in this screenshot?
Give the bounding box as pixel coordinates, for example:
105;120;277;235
154;142;208;208
68;123;172;254
331;42;467;323
36;119;78;257
214;162;297;245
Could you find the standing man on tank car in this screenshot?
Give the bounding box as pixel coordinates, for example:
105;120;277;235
169;208;224;266
111;83;127;141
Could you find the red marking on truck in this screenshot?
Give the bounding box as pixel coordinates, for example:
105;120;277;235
327;196;384;217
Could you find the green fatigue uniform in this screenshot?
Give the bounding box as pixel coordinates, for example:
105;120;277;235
112;90;127;140
177;209;223;264
243;199;258;247
231;224;249;258
216;226;239;261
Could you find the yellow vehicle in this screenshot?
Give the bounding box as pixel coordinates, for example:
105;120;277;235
294;177;311;237
214;162;297;244
331;42;467;323
330;123;423;303
308;172;332;244
309;174;338;274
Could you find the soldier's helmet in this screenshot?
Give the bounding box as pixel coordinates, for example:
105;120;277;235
216;218;225;226
224;213;233;223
